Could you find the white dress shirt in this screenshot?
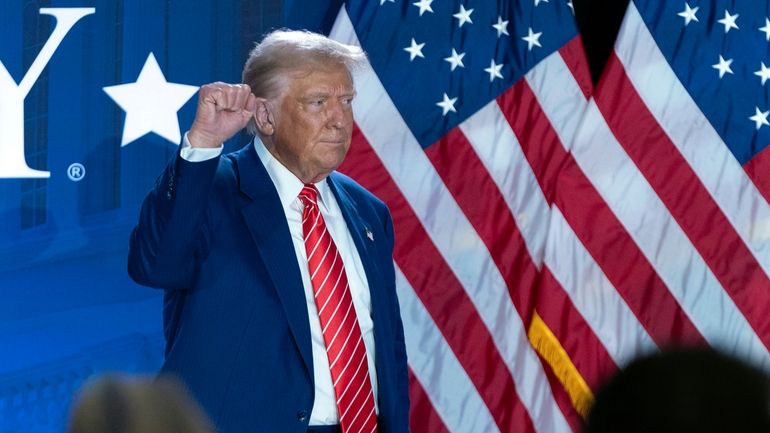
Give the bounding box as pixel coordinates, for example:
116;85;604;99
180;135;379;425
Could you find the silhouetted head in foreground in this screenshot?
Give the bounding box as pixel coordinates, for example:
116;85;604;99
585;347;770;433
67;374;213;433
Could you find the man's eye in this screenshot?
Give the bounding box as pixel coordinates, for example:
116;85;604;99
342;97;353;106
310;100;324;106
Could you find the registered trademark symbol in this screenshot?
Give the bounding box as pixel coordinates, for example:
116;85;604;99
67;163;85;182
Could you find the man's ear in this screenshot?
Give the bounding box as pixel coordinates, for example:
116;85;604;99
254;98;276;136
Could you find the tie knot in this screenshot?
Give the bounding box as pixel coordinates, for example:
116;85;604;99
298;184;318;207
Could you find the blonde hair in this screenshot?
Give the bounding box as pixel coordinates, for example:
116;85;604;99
67;374;213;433
242;29;367;135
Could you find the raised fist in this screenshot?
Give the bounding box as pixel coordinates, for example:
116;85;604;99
188;82;257;148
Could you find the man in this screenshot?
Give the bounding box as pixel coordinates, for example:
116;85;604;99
128;30;410;433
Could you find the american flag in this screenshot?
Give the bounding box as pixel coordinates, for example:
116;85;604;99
320;0;770;432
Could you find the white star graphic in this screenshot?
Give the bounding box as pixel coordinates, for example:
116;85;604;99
379;0;395;4
103;53;198;147
756;62;770;85
750;107;770;130
436;93;458;116
717;10;739;33
522;27;543;50
404;38;426;61
760;18;770;41
493;16;509;37
484;59;504;82
567;0;575;14
453;5;474;28
534;0;549;6
444;48;466;71
712;55;734;79
677;3;699;26
413;0;434;16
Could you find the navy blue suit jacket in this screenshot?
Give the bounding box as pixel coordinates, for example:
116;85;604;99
128;141;410;433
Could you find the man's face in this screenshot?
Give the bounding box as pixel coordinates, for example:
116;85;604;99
269;64;355;184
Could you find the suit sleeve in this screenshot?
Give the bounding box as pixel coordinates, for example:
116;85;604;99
127;153;220;290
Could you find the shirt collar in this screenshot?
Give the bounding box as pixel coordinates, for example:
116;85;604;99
253;137;334;213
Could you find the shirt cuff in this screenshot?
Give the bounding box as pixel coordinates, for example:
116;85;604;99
180;131;223;162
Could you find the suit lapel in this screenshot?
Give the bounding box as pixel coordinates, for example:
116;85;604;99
231;142;313;379
327;174;388;360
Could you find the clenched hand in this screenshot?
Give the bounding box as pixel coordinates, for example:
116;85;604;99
188;82;257;148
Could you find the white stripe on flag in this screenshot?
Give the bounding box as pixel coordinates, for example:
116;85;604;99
615;3;770;282
459;83;655;366
536;65;770;369
524;52;590;148
331;8;573;433
459;100;549;268
395;266;499;433
544;205;657;364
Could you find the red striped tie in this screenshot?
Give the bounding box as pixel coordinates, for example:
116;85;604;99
299;184;378;433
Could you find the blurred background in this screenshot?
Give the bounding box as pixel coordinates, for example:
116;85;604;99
0;1;278;431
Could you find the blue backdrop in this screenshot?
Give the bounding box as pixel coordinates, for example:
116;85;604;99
0;1;283;431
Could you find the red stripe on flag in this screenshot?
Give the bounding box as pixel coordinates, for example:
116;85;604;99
558;37;593;99
408;369;451;433
498;79;707;346
339;125;537;433
554;160;707;346
424;127;537;323
597;53;770;349
535;266;619;388
496;82;561;203
423;127;580;427
743;144;770;206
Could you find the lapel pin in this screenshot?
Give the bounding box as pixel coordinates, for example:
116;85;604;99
365;228;374;242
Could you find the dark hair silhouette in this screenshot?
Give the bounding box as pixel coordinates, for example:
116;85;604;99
585;347;770;433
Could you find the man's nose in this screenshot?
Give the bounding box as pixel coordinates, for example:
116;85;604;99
327;101;347;128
